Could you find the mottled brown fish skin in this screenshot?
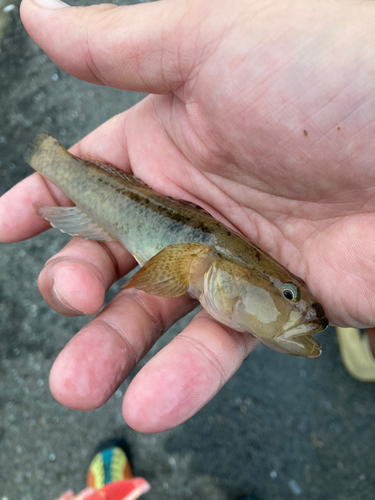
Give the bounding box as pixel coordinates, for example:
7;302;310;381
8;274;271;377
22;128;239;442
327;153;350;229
24;134;328;358
25;136;278;269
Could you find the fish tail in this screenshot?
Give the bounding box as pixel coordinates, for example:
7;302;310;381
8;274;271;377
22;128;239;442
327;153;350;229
24;134;74;181
24;134;52;166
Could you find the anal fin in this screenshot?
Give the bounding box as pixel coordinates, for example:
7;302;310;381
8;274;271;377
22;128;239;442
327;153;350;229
39;206;116;242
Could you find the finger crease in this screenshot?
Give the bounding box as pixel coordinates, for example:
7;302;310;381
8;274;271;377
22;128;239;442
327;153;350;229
42;256;105;288
38;173;65;208
131;290;165;338
97;241;121;282
95;317;139;367
176;334;228;387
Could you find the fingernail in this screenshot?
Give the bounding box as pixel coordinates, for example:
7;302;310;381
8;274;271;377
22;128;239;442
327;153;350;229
32;0;70;9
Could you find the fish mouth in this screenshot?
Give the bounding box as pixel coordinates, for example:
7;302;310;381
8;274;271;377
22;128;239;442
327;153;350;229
287;333;322;359
256;316;328;359
279;317;329;359
285;317;329;337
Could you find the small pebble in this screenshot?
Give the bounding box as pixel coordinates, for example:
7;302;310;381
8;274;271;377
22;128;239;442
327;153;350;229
49;453;56;461
115;389;122;399
359;474;365;481
310;432;324;448
3;4;16;12
37;379;44;387
270;470;277;479
322;400;332;411
289;479;303;495
51;73;59;81
0;136;5;143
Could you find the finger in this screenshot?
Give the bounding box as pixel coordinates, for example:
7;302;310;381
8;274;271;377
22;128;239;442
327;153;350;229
0;172;72;243
123;309;259;433
20;0;190;93
38;237;135;316
69;112;130;168
0;113;129;243
49;289;198;410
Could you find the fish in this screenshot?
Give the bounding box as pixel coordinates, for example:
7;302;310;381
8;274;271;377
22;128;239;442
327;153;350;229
24;134;328;359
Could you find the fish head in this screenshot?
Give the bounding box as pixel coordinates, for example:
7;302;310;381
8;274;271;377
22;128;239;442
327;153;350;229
201;254;328;359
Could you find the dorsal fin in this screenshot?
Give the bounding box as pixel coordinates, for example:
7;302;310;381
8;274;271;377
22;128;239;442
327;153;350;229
177;199;212;216
79;157;150;188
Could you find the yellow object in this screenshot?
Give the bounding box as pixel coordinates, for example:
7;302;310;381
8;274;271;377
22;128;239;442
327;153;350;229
87;446;132;489
87;453;104;489
336;328;375;382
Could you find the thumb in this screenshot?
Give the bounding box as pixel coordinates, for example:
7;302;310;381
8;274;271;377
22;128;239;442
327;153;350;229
20;0;192;93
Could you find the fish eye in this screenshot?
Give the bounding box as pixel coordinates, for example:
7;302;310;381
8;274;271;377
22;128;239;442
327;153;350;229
281;283;300;302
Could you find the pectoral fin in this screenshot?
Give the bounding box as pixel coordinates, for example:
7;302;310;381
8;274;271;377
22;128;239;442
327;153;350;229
122;243;214;298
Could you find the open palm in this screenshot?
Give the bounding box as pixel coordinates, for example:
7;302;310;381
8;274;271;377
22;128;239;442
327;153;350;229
1;0;375;432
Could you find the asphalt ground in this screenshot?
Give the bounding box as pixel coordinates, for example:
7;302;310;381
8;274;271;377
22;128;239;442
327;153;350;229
1;2;375;499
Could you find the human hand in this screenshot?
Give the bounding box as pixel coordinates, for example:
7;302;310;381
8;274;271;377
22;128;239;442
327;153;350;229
2;0;375;432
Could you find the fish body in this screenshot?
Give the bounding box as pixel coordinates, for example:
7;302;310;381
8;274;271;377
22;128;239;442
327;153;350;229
25;134;328;358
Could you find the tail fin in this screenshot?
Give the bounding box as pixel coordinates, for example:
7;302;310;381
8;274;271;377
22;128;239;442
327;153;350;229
24;134;51;165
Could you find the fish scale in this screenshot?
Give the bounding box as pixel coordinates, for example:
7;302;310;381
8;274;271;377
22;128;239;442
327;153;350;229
24;134;328;358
